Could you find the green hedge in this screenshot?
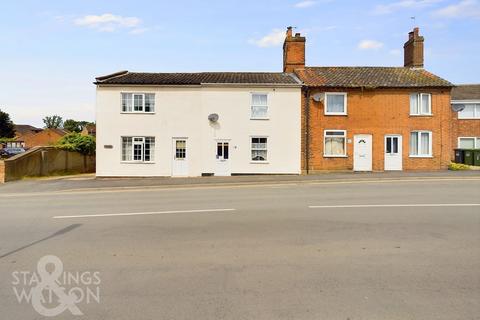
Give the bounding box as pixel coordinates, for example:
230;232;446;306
55;133;95;156
0;137;16;144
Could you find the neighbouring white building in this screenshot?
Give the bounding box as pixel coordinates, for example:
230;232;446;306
95;71;302;177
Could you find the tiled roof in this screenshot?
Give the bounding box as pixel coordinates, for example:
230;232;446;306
295;67;453;88
451;84;480;100
95;71;300;85
14;124;42;136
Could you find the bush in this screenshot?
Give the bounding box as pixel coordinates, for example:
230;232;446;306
0;137;16;144
448;162;471;171
55;133;95;156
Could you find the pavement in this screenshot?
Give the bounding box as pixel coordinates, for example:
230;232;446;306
1;170;480;194
0;172;479;319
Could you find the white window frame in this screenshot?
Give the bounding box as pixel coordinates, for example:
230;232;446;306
410;93;432;116
409;131;432;158
251;93;269;120
121;93;155;114
455;103;480;119
458;137;480;149
323;130;347;157
250;136;268;162
324;93;347;116
121;136;155;163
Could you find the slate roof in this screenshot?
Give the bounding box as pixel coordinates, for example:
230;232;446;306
295;67;453;88
451;84;480;100
95;71;300;85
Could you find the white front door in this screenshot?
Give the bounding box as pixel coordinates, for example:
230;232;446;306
214;141;231;176
384;135;403;171
353;134;373;171
172;138;188;176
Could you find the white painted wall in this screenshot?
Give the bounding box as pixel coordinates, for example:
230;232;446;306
96;85;301;177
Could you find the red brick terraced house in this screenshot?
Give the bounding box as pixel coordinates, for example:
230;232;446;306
283;27;454;172
451;84;480;151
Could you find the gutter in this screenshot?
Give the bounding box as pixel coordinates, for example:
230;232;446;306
452;99;480;104
95;83;302;88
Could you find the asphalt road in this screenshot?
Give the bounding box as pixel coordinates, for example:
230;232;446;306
0;175;479;319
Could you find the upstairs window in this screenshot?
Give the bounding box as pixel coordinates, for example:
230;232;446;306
251;94;268;119
251;137;268;161
325;93;347;115
457;104;480;119
122;93;155;113
410;131;432;157
410;93;431;115
122;136;155;162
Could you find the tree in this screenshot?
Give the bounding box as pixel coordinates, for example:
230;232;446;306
0;109;15;138
43;115;63;129
63;119;94;133
63;119;81;133
55;132;96;155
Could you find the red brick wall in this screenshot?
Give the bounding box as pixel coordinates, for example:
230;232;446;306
301;87;452;172
451;113;480;152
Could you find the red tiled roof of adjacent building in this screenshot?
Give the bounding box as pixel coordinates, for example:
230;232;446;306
294;67;453;88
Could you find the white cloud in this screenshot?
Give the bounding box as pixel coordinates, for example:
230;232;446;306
294;1;317;8
434;0;480;18
249;29;285;48
373;0;443;14
358;40;384;50
128;27;149;35
74;13;141;32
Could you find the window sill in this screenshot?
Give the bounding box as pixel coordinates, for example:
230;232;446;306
121;161;156;164
323;155;348;158
458;117;480;120
250;117;270;120
250;161;269;164
120;112;155;115
409;155;433;158
324;113;347;116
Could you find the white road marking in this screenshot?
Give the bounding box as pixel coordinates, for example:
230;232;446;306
309;204;480;209
52;208;236;219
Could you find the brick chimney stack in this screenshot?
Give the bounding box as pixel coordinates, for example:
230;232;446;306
404;27;424;68
283;26;306;73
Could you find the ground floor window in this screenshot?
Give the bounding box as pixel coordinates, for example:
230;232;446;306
458;137;480;149
122;136;155;162
410;131;432;157
324;130;347;157
251;137;267;161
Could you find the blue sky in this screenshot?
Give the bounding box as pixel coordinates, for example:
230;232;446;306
1;0;479;127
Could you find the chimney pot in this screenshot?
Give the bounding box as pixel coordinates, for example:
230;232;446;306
286;26;293;38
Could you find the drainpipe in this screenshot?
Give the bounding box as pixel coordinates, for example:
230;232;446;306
304;88;310;174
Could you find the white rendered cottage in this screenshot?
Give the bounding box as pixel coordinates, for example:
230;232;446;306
95;71;302;177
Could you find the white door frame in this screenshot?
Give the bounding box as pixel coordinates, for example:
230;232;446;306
172;137;188;177
353;134;373;172
214;139;231;176
384;134;403;171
